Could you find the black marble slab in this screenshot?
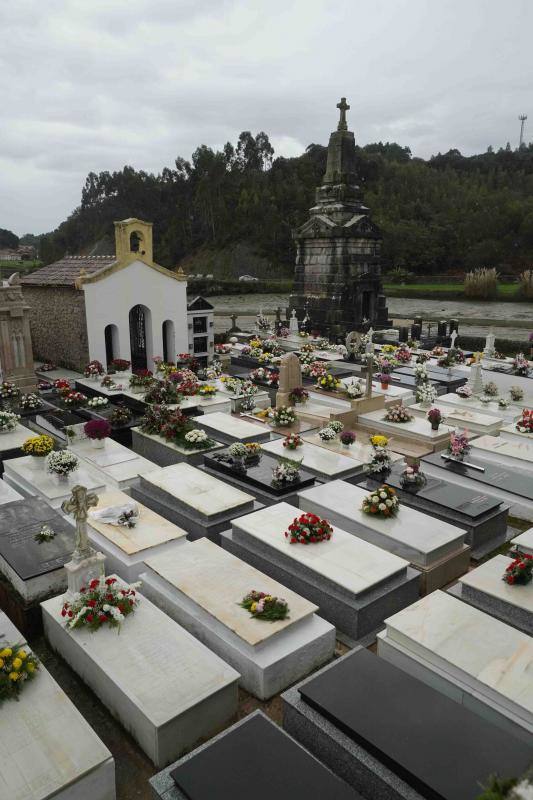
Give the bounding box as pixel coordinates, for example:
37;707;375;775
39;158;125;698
204;450;315;496
394;366;466;390
388;373;446;395
0;497;75;580
423;450;533;501
364;462;502;519
170;712;358;800
299;648;532;800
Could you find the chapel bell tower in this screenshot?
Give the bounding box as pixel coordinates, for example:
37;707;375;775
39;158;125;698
114;218;154;264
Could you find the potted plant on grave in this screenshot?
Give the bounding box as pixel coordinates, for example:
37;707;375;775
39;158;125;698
512;353;530;377
361;485;400;518
19;393;42;412
182;428;214;450
515;409;533;435
395;345;412;364
271;457;302;488
340;430;356;448
345;380;364;399
366;434;393;477
400;459;427;489
129;370;155;394
383;405;413;424
239;381;259;411
83;360;105;380
0;381;21;409
427;407;442;431
416;382;437;406
269;406;296;427
483;381;499;398
243;442;262;464
21;434;55;467
288;387;309;405
0;410;20;433
509;386;524;403
61;391;87;410
86;396;109;410
315;373;342;392
378;372;391;391
0;643;39;704
228;442;249;472
110;358;131;375
169;368;199;396
144;380;180;405
502;553;533;586
284;511;333;544
446;430;471;461
283;433;303;450
198;384;217;399
318;426;337;442
240;591;289;621
139;404;173;436
45;450;79;482
84;419;112;449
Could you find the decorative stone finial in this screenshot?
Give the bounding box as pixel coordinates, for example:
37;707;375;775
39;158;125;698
336;97;350;131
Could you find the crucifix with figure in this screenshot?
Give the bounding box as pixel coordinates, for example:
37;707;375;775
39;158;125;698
337;97;350;131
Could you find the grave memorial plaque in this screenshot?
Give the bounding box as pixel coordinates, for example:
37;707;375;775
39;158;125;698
298;648;531;800
204;450;315;497
170;712;358;800
423;451;533;501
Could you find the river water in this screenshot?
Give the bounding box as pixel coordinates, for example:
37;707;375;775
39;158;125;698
211;293;533;341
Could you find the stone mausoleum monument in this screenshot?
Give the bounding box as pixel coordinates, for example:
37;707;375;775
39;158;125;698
290;98;390;337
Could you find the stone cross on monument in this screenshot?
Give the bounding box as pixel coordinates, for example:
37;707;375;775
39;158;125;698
450;331;458;350
337;97;350;131
289;309;299;334
62;485;105;596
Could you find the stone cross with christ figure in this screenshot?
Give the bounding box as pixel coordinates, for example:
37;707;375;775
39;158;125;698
62;485;99;562
337;97;350;131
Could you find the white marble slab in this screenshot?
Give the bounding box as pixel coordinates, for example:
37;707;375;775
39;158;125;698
0;423;37;454
437;393;522;422
75;376;130;396
511;527;533;556
0;616;115;800
410;404;503;436
500;423;533;444
379;590;533;736
70;437;157;489
261;438;360;480
3;456;106;509
141;462;255;518
470;435;533;473
357;408;455;448
232;502;409;597
0;478;23;505
41;583;239;767
178;394;232;414
459;554;533;614
298;480;466;568
302;434;403;467
191;411;270;443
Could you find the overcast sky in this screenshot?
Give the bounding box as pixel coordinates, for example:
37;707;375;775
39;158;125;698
1;0;532;236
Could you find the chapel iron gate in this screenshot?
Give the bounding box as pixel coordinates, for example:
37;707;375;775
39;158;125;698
129;305;147;371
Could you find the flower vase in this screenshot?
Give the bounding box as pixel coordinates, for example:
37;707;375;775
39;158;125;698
381;382;389;391
52;473;70;484
342;442;351;449
431;422;440;431
90;438;106;450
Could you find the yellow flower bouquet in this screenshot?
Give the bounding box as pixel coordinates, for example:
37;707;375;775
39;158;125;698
0;644;39;704
21;434;55;457
370;434;389;448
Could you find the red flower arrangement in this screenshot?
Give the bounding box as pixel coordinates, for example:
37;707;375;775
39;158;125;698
61;576;140;631
516;409;533;434
282;433;303;450
84;419;111;440
54;378;71;393
284;512;333;544
111;358;131;371
502;553;533;585
61;391;87;408
288;387;309;404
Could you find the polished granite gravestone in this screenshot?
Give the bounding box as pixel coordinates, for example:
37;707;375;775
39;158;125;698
388;373;445;395
0;497;77;636
377;590;533;744
131;427;224;467
470;434;533;475
298;480;469;594
282;648;532;800
361;462;508;559
409;403;503;436
422;450;533;522
448;554;533;636
0;613;116;800
87;489;188;582
34;409;86;443
150;711;359;800
0;422;36;475
261;438;362;481
140;538;335;699
221;502;419;641
42;581;240;768
3;455;106;510
202;449;316;507
356;409;455;451
190;411;271;444
394;365;466;393
131;462;261;542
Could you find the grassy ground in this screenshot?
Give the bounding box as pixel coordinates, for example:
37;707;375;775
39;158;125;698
384;282;528;301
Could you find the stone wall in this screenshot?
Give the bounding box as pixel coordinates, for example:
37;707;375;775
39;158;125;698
23;286;90;370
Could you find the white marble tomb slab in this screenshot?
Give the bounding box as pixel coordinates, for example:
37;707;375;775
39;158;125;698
511;527;533;556
70;437;157;489
0;616;115;800
177;394;232;414
75;376;130;397
298;480;465;568
302;434;403;467
436;393;522;422
343;378;414;405
261;438;360;480
0;423;37;454
499;422;533;444
232;502;409;597
356;408;455;448
3;456;106;509
470;435;533;474
410;404;503;436
191;411;270;443
0;478;23;505
41;583;239;768
459;554;533;615
87;489;188;582
378;590;533;736
141;462;255;519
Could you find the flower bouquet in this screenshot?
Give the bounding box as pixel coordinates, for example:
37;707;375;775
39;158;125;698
53;378;71;394
340;430;356;447
22;434;54;459
383;405;413;423
0;410;20;433
83;360;105;379
361;485;399;517
512;353;530;377
483;381;499;397
198;384;217;398
244;442;262;462
318;426;337;442
20;393;42;411
144;380;180;405
139;404;173;435
129;370;155;393
35;524;55;543
0;644;39;704
367;434;392;475
61;391;87;409
510;386;524;402
271;458;302;487
110;358;131;373
502;554;533;586
215;343;232;355
38;362;56;371
395;345;412;364
109;406;133;427
416;383;437;405
427;407;442;430
498;398;509;409
431;346;444;357
446;430;471;460
400;459;427;489
415;352;430;364
413;363;429;384
100;375;121;391
38;381;53;392
288;387;309;405
516;409;533;434
46;450;79;479
456;385;473;399
87;396;109;409
284;512;333;544
283;433;303;450
315;373;342;392
377;373;391;390
269;406;296;427
61;576;140;631
0;381;21;405
345;380;364;399
240;590;289;621
84;419;111;449
228;441;248;469
239;380;259;411
183;429;214;449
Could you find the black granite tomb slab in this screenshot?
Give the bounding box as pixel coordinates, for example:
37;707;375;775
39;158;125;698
36;409;86;437
10;399;58;419
204;449;315;497
394;366;466;391
0;497;75;580
388;373;445;394
423;451;533;501
298;648;532;800
170;712;358;800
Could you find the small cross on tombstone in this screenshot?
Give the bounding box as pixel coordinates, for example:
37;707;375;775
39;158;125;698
337;97;350;131
62;485;99;561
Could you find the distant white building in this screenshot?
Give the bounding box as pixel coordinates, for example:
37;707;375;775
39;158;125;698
239;274;259;282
